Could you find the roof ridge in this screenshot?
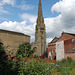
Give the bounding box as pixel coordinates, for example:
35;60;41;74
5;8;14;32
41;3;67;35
0;29;30;37
63;32;75;36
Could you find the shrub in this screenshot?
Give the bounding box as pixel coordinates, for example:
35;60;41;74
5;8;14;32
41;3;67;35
33;55;40;58
44;50;48;58
16;42;34;57
13;57;26;75
67;57;72;63
61;59;67;63
25;60;51;75
0;42;15;75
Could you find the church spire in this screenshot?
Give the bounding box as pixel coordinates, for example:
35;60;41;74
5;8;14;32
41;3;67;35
38;0;43;18
31;0;46;56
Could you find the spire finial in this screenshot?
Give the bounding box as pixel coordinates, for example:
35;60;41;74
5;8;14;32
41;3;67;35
38;0;43;18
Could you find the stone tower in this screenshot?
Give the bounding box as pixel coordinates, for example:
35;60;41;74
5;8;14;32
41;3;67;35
32;0;46;56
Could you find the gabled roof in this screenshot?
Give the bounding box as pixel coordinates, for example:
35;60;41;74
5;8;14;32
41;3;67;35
56;32;75;42
50;37;59;43
62;32;75;36
0;29;30;37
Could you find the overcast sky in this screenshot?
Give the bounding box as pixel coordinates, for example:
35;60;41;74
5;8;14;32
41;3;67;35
0;0;75;44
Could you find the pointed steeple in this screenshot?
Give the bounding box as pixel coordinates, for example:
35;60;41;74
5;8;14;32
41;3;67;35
31;0;46;56
38;0;43;18
37;0;44;27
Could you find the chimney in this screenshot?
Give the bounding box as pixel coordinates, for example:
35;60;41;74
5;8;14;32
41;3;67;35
62;31;64;35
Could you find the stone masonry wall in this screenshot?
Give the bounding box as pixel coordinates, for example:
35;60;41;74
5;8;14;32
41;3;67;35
0;29;30;56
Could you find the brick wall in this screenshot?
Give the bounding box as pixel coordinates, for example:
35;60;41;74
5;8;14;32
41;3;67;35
48;43;56;59
65;53;75;60
48;37;58;59
57;33;75;42
56;33;75;60
64;39;75;53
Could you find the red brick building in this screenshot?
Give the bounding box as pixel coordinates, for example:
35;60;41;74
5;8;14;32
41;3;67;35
56;32;75;61
48;37;59;59
48;32;75;61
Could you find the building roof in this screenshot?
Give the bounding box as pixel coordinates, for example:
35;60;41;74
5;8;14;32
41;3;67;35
0;29;30;37
56;32;75;42
50;37;59;43
62;32;75;36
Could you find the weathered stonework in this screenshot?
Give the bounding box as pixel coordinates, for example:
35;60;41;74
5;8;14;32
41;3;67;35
32;0;46;56
0;29;30;56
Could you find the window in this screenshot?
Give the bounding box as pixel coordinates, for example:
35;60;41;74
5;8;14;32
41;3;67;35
52;49;54;53
72;39;75;43
49;52;51;56
73;48;75;53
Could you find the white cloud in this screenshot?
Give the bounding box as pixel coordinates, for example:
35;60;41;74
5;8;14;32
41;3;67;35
0;0;75;44
0;0;34;14
18;0;34;10
0;20;35;43
20;13;37;23
0;13;37;43
1;0;16;6
19;4;33;10
51;0;75;13
0;6;8;14
0;0;16;14
50;0;75;36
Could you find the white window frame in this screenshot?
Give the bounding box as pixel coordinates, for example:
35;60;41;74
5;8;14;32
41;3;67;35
49;52;51;56
73;48;75;52
52;49;54;53
72;39;75;43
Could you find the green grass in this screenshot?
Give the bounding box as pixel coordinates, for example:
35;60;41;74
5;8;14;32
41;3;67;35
50;58;75;75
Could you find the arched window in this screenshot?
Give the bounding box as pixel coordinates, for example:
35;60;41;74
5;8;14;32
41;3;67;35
33;47;37;52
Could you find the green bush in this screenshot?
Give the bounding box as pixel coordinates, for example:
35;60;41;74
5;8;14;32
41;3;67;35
14;58;75;75
16;42;34;57
0;42;15;75
25;60;51;75
13;57;26;75
67;57;72;63
61;58;67;63
44;50;48;58
33;55;40;58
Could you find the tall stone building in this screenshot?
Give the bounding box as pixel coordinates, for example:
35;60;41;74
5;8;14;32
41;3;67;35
0;29;30;56
32;0;46;56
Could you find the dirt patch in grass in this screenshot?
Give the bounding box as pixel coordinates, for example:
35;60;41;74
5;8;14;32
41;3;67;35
8;56;56;63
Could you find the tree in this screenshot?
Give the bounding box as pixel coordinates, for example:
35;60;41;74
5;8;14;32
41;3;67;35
16;42;34;57
0;41;15;75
